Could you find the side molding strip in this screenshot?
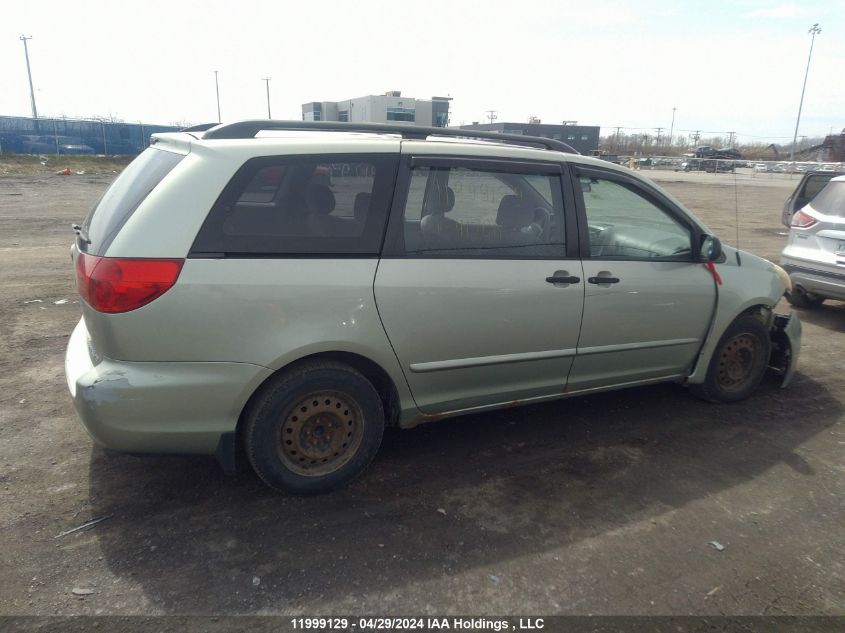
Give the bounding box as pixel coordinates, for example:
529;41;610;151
409;348;577;373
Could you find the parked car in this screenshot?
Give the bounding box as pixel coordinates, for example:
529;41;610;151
20;135;95;155
681;158;735;173
65;121;800;494
713;148;742;160
693;145;716;158
782;169;845;226
755;163;770;173
781;175;845;307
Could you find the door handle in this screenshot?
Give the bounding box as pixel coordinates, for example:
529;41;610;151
546;275;580;284
587;276;620;284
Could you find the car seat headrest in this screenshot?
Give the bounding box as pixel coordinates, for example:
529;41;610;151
423;184;455;216
306;184;336;216
353;192;371;221
496;195;533;228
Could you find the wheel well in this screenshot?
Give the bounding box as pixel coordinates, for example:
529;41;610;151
237;352;401;442
737;304;773;326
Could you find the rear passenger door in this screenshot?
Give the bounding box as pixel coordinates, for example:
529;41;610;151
374;155;584;414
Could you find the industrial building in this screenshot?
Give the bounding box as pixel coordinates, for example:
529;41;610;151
302;92;451;127
460;121;600;154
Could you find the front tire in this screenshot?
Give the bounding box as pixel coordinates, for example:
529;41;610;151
691;315;771;403
245;361;385;494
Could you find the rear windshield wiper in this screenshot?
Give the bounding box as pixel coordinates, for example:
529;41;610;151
72;224;91;244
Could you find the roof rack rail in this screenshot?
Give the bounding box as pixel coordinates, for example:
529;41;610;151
180;122;220;133
200;120;579;154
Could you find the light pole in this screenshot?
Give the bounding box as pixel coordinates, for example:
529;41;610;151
214;70;221;123
262;77;272;119
668;107;676;154
790;23;822;163
20;35;38;119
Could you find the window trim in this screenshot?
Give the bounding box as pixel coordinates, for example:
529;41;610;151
571;165;703;262
382;155;579;260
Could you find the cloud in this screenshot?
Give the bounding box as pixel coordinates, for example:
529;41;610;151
746;4;808;18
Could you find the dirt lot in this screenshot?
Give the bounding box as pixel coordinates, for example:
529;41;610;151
1;168;843;618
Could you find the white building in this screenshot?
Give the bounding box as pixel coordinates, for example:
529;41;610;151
302;92;451;127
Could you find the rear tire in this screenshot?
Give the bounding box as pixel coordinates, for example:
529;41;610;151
786;287;824;309
691;315;771;403
244;360;384;494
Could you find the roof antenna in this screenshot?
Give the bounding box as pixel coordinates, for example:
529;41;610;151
733;165;742;266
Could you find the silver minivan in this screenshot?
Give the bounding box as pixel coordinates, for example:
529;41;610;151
66;121;800;493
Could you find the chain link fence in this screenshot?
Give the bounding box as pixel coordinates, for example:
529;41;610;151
597;154;845;176
0;115;181;155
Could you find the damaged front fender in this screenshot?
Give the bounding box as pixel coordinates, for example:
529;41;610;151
769;311;801;387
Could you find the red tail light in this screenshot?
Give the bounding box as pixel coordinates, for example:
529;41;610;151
791;210;818;228
76;253;184;313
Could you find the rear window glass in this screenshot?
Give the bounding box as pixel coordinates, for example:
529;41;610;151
800;174;834;201
191;154;398;256
811;181;845;217
80;148;184;254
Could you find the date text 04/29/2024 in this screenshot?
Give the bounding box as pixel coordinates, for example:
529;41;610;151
290;617;546;630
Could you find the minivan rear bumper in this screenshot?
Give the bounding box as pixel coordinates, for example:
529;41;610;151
65;318;272;455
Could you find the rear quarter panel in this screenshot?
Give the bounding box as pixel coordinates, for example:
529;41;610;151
81;258;417;413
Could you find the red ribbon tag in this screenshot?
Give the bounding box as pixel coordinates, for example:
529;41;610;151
704;261;722;285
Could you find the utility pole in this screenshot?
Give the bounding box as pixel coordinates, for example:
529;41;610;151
214;70;221;123
485;110;497;125
19;35;38;119
790;23;822;162
728;131;736;148
655;127;663;154
262;77;272;119
692;130;701;146
668;107;676;154
612;126;622;153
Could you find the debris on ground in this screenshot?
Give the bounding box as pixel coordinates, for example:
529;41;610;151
437;508;447;516
706;586;722;596
54;299;69;305
23;299;43;304
252;576;260;586
56;168;71;176
71;588;94;596
54;515;112;539
708;540;726;552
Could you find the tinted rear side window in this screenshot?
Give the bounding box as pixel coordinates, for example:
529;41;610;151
800;174;834;201
812;181;845;217
80;148;184;254
191;154;398;256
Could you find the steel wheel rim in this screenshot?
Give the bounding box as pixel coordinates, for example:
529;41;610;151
717;334;761;392
277;391;364;476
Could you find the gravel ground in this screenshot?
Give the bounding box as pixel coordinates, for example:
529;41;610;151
0;169;843;618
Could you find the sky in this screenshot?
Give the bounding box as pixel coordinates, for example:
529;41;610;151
1;0;843;143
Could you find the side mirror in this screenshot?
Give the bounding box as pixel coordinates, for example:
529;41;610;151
579;179;592;193
700;234;722;262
